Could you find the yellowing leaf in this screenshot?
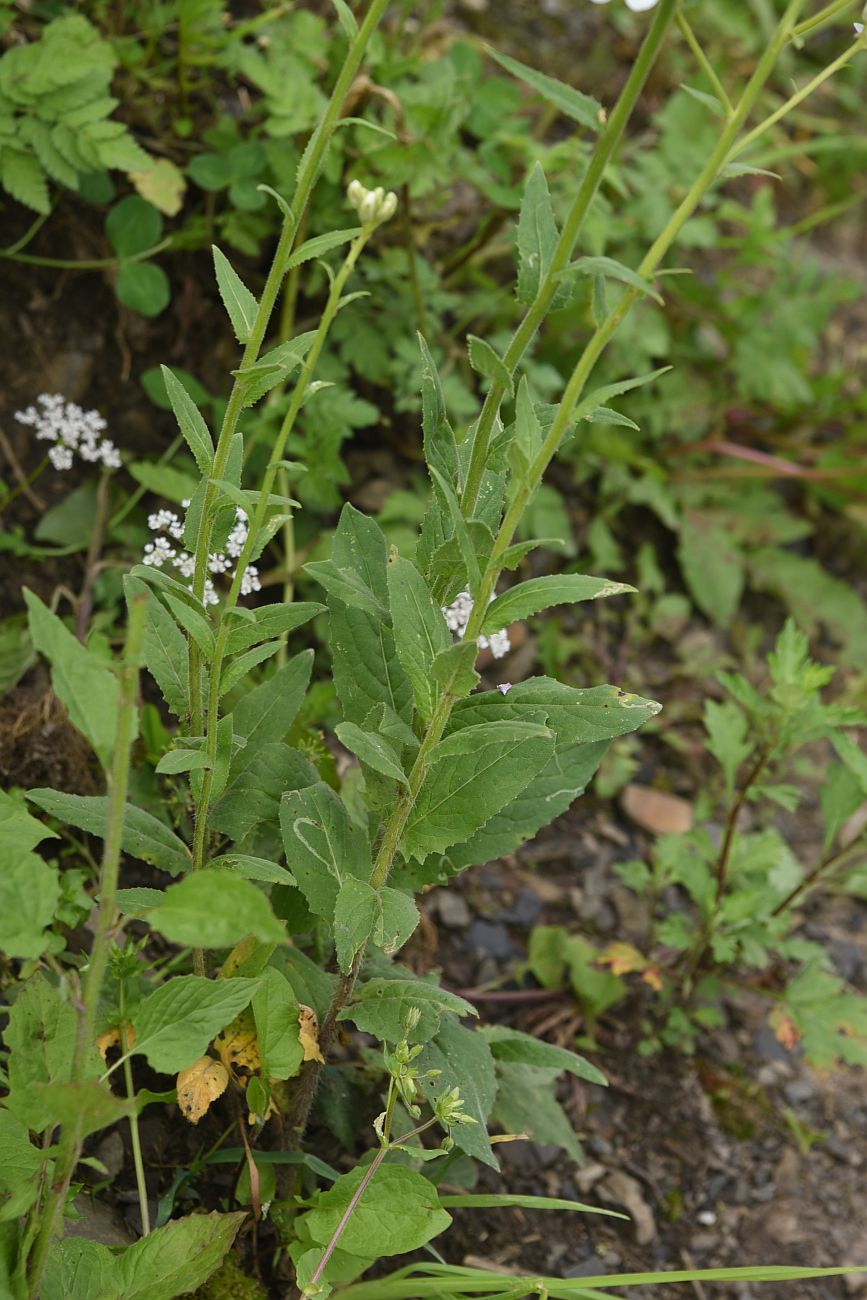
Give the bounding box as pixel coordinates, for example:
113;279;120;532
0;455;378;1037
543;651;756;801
597;942;647;978
177;1055;229;1124
97;1023;136;1062
214;1010;261;1080
129;159;187;216
770;1008;800;1052
298;1004;324;1063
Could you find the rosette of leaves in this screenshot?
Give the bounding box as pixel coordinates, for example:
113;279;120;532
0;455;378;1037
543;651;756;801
0;14;151;215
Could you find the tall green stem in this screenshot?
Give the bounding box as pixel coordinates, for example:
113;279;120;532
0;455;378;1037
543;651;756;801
190;234;372;890
187;0;390;731
25;593;147;1299
459;0;679;517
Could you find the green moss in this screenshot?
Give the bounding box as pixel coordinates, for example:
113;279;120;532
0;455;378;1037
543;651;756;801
193;1252;268;1300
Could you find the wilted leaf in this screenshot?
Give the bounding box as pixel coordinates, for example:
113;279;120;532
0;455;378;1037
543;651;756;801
298;1004;324;1063
177;1056;229;1124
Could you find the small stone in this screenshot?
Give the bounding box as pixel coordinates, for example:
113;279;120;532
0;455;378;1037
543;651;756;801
621;785;693;835
434;891;471;929
467;920;515;960
697;1210;717;1226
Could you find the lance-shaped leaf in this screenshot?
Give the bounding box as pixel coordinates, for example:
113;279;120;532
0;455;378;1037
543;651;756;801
333;876;378;973
330;601;414;728
306;504;391;619
224;601;324;655
557;255;663;305
419;1017;498;1168
374;887;419;955
230;650;313;775
27;789;191;876
125;576;187;718
285;227;361;270
403;720;555;861
482;1024;606;1084
161;364;213;473
404;738;608;885
418;332;459;491
515;162;559;305
467;335;513;396
23;589;119;767
280;781;372;921
447;678;662;745
335;721;409;786
488;46;602;131
387;556;451;722
213;245;258;343
237;330;317;407
571;365;671;425
481;573;635;636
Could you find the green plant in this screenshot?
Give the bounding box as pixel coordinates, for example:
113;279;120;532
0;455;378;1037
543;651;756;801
0;14;152;214
612;619;867;1063
3;3;867;1300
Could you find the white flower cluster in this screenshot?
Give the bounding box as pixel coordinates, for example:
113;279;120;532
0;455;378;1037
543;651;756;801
142;504;261;607
14;393;121;472
443;590;511;660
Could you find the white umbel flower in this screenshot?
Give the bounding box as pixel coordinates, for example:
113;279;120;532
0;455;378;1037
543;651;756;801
142;505;259;606
442;590;511;661
15;394;121;471
589;0;658;10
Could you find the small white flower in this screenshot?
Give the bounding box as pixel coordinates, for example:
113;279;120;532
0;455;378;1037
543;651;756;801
496;682;513;695
442;590;512;661
48;443;74;471
589;0;659;10
856;22;864;36
142;498;259;606
143;537;176;568
15;394;120;472
240;565;261;596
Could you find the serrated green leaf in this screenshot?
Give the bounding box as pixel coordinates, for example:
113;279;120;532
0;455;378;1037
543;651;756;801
125;577;188;718
24;587;119;766
302;1165;451;1258
1;148;49;213
133;976;258;1073
481;574;634;635
164;593;214;662
515;162;558;306
219;639;283;697
333;876;378;973
572;366;671;425
4;973;81;1133
109;1212;245;1300
419;1017;497;1167
467;335;513;395
387;556;450;722
0;848;60;958
27;789;191;876
335;721;408;786
374;888;419;955
487;46;602;131
280;781;372;921
212;244;259;343
403;724;555;861
559;255;663;305
286;226;361;270
339;977;476;1044
483;1025;606;1084
0;1110;43;1223
230;651;313;774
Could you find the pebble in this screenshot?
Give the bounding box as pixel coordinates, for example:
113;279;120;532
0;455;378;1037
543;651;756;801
466;920;516;961
434;891;471;929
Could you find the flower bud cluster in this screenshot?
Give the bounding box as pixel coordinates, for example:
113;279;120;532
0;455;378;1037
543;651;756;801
442;590;511;660
347;177;398;226
142;503;261;607
15;394;121;472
